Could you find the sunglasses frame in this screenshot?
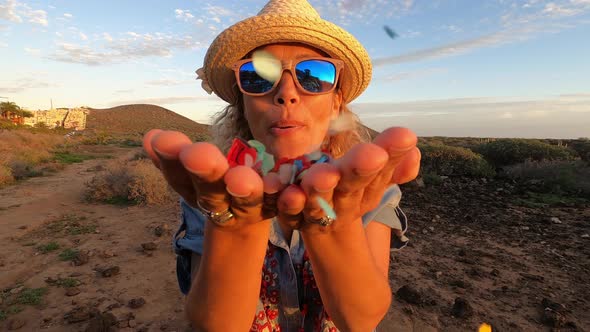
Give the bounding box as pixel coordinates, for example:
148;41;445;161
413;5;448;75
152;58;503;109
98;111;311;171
231;57;344;97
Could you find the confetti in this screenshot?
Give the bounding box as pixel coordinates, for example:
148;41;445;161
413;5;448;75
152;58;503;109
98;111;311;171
328;111;356;135
478;323;492;332
252;50;282;83
316;197;337;220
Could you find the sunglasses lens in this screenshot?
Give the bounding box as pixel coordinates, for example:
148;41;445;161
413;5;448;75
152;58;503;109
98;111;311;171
295;60;337;93
239;62;275;94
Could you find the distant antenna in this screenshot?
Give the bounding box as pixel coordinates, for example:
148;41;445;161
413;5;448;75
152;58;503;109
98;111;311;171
50;98;53;110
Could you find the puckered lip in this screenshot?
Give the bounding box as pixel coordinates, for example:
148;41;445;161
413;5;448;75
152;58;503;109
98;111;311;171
270;120;306;130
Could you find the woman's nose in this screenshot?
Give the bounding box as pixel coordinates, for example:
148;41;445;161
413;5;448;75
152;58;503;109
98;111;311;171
273;71;300;105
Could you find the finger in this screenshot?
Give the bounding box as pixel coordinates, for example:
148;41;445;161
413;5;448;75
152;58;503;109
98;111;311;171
334;143;388;194
142;129;163;169
148;131;196;203
261;172;284;218
300;163;340;220
179;142;230;212
372;127;418;178
277;185;306;227
392;147;421;184
224;166;265;221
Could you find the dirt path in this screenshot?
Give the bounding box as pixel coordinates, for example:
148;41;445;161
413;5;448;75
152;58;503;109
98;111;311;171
0;146;190;331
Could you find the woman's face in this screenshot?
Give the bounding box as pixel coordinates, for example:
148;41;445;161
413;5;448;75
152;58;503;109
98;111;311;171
242;43;342;160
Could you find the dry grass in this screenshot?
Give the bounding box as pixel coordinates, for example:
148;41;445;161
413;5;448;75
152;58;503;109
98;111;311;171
0;130;65;186
85;158;176;205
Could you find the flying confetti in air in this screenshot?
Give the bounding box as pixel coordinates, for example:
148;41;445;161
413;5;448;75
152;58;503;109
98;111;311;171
383;25;399;40
328;112;356;135
478;323;492;332
252;50;282;83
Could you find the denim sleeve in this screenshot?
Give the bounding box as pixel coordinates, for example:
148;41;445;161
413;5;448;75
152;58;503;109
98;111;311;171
361;184;409;250
173;197;207;295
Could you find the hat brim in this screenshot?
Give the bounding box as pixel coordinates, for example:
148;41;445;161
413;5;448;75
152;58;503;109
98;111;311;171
204;14;372;104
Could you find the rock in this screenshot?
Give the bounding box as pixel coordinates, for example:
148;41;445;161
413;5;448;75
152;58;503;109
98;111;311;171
66;287;81;296
106;303;121;311
520;273;544;282
154;224;169;237
7;319;26;330
542;308;566;328
396;285;424;305
451;297;473;318
84;312;117;332
490;268;500;277
435;271;443;279
64;306;98;324
422;229;428;235
99;266;120;278
542;298;566;313
428;226;435;231
18;225;27;230
10;286;24;294
73;251;90;266
128;319;137;328
128;297;146;309
100;250;116;258
582;234;589;238
70;272;83;277
521;226;530;231
141;242;158;251
550;217;562;224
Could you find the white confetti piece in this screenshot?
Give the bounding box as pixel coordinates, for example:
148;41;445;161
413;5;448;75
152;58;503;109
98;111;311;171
252;50;282;83
329;112;356;135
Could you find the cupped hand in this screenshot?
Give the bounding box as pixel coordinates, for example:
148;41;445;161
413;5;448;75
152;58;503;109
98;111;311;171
299;127;421;227
142;129;289;229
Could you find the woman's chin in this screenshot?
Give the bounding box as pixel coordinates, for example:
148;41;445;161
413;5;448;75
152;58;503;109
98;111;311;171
270;145;310;160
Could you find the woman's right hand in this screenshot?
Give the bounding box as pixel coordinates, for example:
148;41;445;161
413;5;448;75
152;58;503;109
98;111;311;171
142;129;286;229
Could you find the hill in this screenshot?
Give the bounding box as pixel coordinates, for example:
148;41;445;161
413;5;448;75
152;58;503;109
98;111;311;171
86;104;210;139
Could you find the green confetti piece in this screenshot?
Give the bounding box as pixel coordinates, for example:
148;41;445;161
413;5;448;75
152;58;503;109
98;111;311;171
261;152;275;176
248;139;267;163
316;197;337;220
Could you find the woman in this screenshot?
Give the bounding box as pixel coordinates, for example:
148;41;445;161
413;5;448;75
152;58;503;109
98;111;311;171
142;0;421;331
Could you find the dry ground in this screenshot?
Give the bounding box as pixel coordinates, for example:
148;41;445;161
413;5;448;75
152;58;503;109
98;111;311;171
1;144;588;331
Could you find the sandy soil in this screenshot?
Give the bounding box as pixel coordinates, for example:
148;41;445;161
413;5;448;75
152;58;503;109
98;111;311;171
1;145;588;331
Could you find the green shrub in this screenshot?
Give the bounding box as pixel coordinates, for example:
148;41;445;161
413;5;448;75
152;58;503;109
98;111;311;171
15;287;48;305
37;242;60;253
418;142;495;177
505;160;590;196
570;139;590;162
475;139;574;168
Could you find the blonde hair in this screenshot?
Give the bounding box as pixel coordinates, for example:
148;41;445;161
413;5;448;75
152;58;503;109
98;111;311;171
210;89;371;159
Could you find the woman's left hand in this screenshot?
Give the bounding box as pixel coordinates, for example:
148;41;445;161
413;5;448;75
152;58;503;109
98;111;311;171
298;127;421;227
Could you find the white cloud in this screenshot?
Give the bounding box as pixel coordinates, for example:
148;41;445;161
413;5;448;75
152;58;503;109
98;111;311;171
24;47;40;55
48;32;201;65
0;1;48;26
379;68;448;82
26;9;47;26
312;0;415;26
0;0;22;22
108;96;216;107
63;13;73;18
352;94;590;138
374;0;590;66
103;32;113;42
79;32;87;41
0;41;7;48
146;79;190;86
0;77;57;93
175;9;194;21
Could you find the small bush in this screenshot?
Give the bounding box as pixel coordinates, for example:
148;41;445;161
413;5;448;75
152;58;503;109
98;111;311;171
505;160;590;197
53;151;95;164
37;242;60;253
59;248;79;261
418;143;495;178
570;139;590;162
15;287;48;306
475;139;574;168
54;278;80;288
0;165;14;187
85;159;175;205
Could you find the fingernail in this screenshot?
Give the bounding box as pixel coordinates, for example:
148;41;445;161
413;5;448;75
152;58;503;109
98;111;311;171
314;185;336;193
226;187;250;198
153;147;176;160
353;168;380;177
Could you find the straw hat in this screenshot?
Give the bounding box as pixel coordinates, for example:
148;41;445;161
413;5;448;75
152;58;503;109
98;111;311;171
198;0;372;104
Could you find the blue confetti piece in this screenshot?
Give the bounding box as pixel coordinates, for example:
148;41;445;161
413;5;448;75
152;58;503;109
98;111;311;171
316;197;337;220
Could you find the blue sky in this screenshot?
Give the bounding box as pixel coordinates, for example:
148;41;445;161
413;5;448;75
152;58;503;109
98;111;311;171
1;0;589;138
